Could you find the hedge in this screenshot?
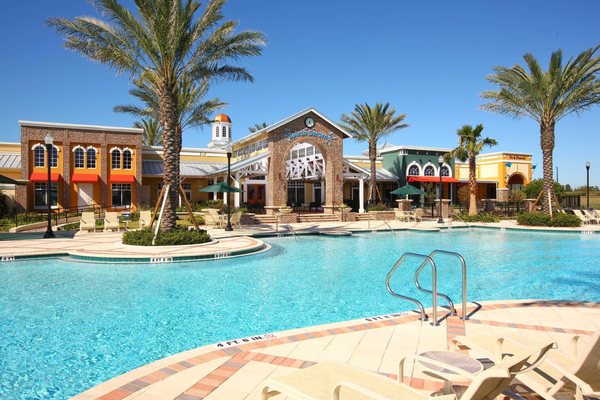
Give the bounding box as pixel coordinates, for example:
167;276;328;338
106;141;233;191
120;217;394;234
122;228;211;246
452;212;500;223
517;212;580;227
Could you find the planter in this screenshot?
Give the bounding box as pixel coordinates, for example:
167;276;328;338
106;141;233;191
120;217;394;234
279;208;292;214
340;207;352;213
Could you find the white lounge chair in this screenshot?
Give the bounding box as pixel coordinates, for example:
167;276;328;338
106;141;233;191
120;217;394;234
573;210;594;224
139;210;152;229
582;210;600;224
79;212;96;232
104;212;120;232
452;331;600;400
261;340;553;400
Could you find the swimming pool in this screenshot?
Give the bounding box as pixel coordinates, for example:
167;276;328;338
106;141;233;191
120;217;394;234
1;228;599;399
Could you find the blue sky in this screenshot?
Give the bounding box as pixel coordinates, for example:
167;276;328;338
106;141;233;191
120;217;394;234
0;0;598;186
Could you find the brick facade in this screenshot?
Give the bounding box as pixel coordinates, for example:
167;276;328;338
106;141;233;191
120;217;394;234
266;111;345;214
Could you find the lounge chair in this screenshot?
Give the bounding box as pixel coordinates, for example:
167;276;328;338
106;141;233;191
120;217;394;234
261;341;554;400
573;210;595;224
582;210;600;224
452;331;600;400
104;212;120;232
79;212;96;232
139;210;152;229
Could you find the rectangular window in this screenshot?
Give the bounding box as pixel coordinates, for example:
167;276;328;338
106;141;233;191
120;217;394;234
182;183;192;201
50;147;58;168
291;150;298;159
306;146;314;156
34;182;58;208
112;183;131;207
86;149;96;169
298;148;306;158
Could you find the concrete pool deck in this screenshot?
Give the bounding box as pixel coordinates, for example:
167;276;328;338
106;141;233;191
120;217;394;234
0;219;598;261
71;299;600;400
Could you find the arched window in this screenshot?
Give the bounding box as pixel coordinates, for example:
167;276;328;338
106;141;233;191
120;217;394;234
50;147;58;168
440;166;450;177
34;146;45;167
122;149;132;169
74;147;84;168
111;149;121;169
424;165;435;176
408;165;420;176
215;126;220;137
222;126;227;137
86;148;97;169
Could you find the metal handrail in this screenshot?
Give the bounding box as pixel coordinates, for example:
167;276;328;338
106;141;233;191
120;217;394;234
452;213;473;231
286;223;298;240
386;252;439;324
415;250;469;320
381;219;395;235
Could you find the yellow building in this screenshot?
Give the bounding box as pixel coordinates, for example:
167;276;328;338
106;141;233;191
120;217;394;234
454;152;532;202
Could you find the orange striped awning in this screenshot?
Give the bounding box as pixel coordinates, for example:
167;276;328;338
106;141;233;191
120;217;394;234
72;174;98;183
30;172;60;182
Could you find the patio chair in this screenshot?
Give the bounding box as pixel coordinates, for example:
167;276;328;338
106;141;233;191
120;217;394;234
394;209;408;222
573;210;595;224
230;211;243;228
104;212;120;232
261;341;553;400
452;331;600;400
79;212;96;232
202;212;221;228
410;208;423;222
582;210;600;224
139;210;152;230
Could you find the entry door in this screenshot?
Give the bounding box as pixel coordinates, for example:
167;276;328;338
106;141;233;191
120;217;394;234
246;184;266;207
78;183;94;207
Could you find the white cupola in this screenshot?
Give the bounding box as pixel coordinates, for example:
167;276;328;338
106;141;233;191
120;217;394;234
208;114;232;149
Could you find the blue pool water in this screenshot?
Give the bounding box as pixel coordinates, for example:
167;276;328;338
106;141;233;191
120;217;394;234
1;228;600;399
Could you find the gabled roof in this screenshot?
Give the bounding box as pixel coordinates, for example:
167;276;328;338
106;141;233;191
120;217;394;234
0;152;21;169
142;160;225;177
344;159;398;181
233;107;353;146
211;151;271;175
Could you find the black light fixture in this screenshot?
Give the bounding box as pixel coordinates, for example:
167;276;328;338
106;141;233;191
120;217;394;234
225;143;233;231
586;161;590;209
43;133;55;238
437;155;444;224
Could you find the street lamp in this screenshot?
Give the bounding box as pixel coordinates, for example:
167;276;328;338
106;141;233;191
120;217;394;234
437;155;444;224
586;161;590;209
43;133;55;238
225;143;233;231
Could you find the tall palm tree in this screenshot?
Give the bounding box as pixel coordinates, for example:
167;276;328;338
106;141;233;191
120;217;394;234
482;46;600;213
134;117;163;146
445;124;497;216
340;103;408;204
248;122;268;133
48;0;265;230
116;77;226;145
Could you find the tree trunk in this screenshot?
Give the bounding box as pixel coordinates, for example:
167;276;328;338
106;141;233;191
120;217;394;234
540;120;555;214
468;150;477;216
369;142;378;204
159;83;180;231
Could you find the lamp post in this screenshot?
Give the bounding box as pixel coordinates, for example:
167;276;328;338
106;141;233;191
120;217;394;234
43;133;55;238
225;143;233;231
586;161;590;209
437;155;444;224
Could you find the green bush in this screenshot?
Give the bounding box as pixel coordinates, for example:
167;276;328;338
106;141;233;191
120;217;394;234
367;203;390;211
517;212;552;226
122;228;211;246
550;212;581;227
453;212;500;223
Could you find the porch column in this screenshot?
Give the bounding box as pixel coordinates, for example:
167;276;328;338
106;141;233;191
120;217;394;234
233;173;241;208
212;180;218;201
222;174;227;204
359;177;365;213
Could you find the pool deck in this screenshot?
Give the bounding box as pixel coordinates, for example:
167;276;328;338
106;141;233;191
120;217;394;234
72;299;600;400
0;219;598;261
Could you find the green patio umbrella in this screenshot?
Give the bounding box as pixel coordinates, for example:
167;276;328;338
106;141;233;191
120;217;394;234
200;182;244;193
390;184;425;199
0;174;27;186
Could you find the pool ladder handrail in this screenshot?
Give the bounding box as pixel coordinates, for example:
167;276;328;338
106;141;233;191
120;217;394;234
452;213;474;231
414;250;469;320
386;250;469;326
386;252;438;324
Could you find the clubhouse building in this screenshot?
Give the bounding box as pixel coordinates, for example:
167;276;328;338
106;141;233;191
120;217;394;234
0;108;532;214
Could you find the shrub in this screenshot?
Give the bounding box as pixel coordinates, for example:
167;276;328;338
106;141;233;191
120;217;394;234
122;228;211;246
517;212;551;226
550;212;581;227
368;203;390;211
453;212;500;223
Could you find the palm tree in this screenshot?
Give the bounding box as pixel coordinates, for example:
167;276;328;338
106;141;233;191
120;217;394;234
445;124;497;216
482;46;600;213
248;122;268;133
134;117;163;146
116;77;226;146
48;0;265;230
340;103;408;204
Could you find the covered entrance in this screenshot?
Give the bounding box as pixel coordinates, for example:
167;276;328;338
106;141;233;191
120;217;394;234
77;183;94;207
